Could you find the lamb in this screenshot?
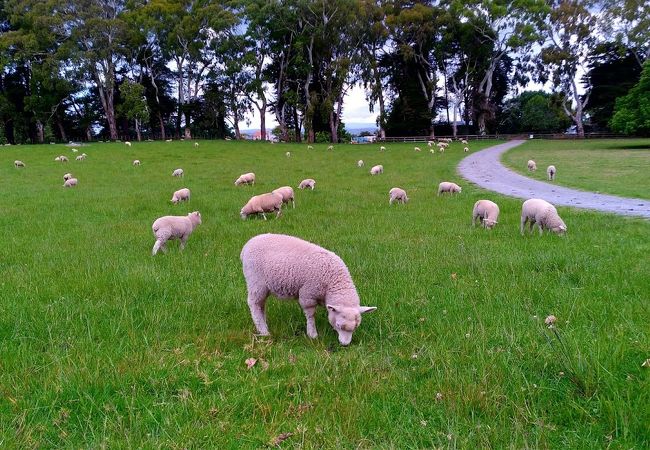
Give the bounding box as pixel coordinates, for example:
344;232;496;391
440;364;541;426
520;198;567;235
307;145;314;150
75;155;85;161
427;141;433;147
71;148;78;153
151;211;202;255
172;168;184;177
472;200;500;229
240;233;377;346
235;172;255;186
547;165;556;181
380;146;386;152
57;155;68;162
327;145;334;151
298;178;316;190
461;139;468;145
464;147;469;152
133;160;141;166
437;181;462;195
370;164;383;175
286;151;291;157
165;139;173;142
240;192;283;220
357;160;364;167
125;141;132;147
272;186;295;208
14;160;25;168
527;160;537;171
171;188;191;204
194;142;199;147
54;156;61;162
63;178;78;188
63;173;73;181
414;146;421;152
389;187;408;205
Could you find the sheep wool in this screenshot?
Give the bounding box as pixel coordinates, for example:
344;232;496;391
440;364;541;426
389;187;408;205
194;142;199;147
298;179;316;190
172;168;184;177
133;160;141;166
380;146;386;152
527;160;537;171
357;160;364;167
151;211;201;255
235;172;256;186
520;198;567;235
414;146;421;152
240;233;377;345
472;200;500;229
547;165;556;181
63;173;73;181
63;178;78;188
370;164;383;175
438;182;462;195
14;160;25;168
125;141;132;147
76;155;85;161
272;186;295;208
286;151;291;157
171;188;191;204
240;192;283;220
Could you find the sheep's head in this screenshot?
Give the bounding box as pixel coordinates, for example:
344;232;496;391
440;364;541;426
326;305;377;346
188;211;202;226
484;219;497;229
551;223;567;235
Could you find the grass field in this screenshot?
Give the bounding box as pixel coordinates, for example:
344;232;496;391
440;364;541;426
501;139;650;199
1;140;649;448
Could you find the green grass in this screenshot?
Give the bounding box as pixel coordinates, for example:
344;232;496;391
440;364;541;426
501;138;650;199
1;139;648;448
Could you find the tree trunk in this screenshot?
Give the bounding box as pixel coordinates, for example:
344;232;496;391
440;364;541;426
86;127;92;141
452;102;458;138
94;71;118;140
293;106;301;143
330;111;338;143
56;117;67;142
303;38;315;143
36;120;44;144
158;112;166;140
135;119;142;141
258;97;267;141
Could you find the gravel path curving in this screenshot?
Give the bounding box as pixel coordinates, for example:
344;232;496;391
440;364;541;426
457;140;650;219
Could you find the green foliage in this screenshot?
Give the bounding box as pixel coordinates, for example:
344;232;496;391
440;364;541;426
119;81;149;123
610;61;650;136
314;131;331;143
499;91;571;133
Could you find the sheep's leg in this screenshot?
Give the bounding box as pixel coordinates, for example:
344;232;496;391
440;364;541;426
291;199;295;209
261;212;267;220
152;239;163;255
179;235;188;251
276;208;282;218
538;223;544;236
472;214;477;227
520;217;528;235
299;298;318;339
247;289;270;336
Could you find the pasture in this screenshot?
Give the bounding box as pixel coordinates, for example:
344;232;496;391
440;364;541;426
1;140;648;448
501;139;650;199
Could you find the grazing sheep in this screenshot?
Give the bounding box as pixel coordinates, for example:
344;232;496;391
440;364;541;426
14;160;25;168
437;181;462;195
327;145;333;151
133;160;141;166
527;160;537;171
171;188;191;204
75;155;85;161
235;172;256;186
57;155;68;162
461;139;468;145
71;148;78;153
81;153;87;157
472;200;500;229
357;160;364;167
63;173;73;181
151;211;202;255
165;139;173;142
414;146;421;152
547;165;556;181
240;192;283;220
370;164;383;175
464;147;469;152
307;145;314;150
380;146;386;152
172;168;184;177
427;141;433;147
240;233;377;346
286;151;291;157
125;141;132;147
272;186;295;208
389;187;408;205
298;178;316;190
63;178;78;188
194;142;199;147
54;156;61;162
521;199;566;235
430;148;435;154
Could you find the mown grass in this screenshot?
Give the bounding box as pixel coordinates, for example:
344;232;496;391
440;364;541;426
501;138;650;199
1;139;648;448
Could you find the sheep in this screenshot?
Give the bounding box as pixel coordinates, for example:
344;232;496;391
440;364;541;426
171;188;191;204
298;178;316;190
54;156;61;162
151;211;202;255
327;145;334;151
427;141;433;147
272;186;295;208
430;148;435;154
133;160;141;166
240;192;283;220
240;233;377;346
56;155;68;162
235;172;255;186
527;160;537;171
389;187;408;205
165;139;173;142
414;146;421;152
370;164;383;175
307;145;314;150
520;199;566;235
75;155;85;161
547;165;556;181
125;141;132;147
464;147;469;152
472;200;500;229
437;181;462;195
81;153;87;157
63;173;73;181
194;142;199;147
71;148;78;153
461;139;468;145
172;168;184;177
14;160;25;168
380;146;386;152
357;160;364;167
63;178;78;188
286;151;291;157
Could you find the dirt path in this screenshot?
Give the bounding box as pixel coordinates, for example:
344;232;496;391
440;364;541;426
457;140;650;219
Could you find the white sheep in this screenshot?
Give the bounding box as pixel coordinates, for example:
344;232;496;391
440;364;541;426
414;146;421;152
172;168;184;177
521;199;566;235
54;156;61;162
464;147;469;152
286;151;291;157
240;192;283;220
547;165;556;181
272;186;295;208
125;141;132;147
171;188;191;204
133;160;141;166
298;178;316;190
307;145;314;150
430;148;435;154
327;145;333;151
461;139;468;145
427;141;433;147
165;139;173;142
357;160;364;167
240;233;377;345
389;187;408;205
437;182;462;195
235;172;255;186
151;211;202;255
14;160;25;168
380;146;386;152
75;155;85;161
472;200;500;229
63;178;78;188
63;173;73;181
194;142;199;147
58;155;68;162
527;160;537;171
370;165;383;175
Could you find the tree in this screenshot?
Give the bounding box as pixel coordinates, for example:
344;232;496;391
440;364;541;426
598;0;649;68
499;91;570;133
610;61;650;136
119;80;149;141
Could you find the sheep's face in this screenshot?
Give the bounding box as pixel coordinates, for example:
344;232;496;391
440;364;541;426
484;219;497;229
326;305;377;346
551;223;567;235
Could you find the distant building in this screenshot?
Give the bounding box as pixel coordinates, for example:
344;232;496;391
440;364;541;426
250;130;273;141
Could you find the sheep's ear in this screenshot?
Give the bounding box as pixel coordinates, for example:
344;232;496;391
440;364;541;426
359;306;377;314
326;304;338;312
